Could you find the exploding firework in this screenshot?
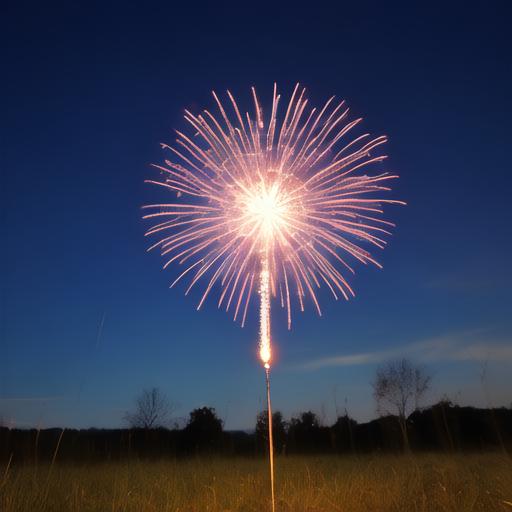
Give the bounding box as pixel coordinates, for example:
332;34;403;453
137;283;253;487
144;83;402;365
144;84;403;511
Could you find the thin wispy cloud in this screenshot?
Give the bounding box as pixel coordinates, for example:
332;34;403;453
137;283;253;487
293;330;512;371
426;274;499;293
0;396;64;402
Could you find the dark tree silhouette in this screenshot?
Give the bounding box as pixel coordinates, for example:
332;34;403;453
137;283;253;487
183;407;223;451
288;411;330;452
124;388;173;429
373;358;431;450
2;402;512;462
255;410;287;454
331;413;357;453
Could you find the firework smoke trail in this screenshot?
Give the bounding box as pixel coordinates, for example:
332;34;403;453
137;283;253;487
144;84;403;510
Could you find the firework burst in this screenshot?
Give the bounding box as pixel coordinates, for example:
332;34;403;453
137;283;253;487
144;83;403;511
144;84;402;362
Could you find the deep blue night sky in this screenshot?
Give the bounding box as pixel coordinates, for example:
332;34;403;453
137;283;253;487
2;1;511;430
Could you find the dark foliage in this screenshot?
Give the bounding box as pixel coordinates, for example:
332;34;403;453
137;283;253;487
331;414;357;453
182;407;224;453
287;411;331;453
1;402;511;464
255;410;287;454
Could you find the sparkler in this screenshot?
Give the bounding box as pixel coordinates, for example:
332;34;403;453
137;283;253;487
144;84;403;511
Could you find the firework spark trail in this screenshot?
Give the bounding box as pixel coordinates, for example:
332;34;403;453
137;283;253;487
144;84;403;511
259;251;271;367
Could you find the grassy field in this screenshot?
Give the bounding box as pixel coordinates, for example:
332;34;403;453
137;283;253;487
1;454;511;511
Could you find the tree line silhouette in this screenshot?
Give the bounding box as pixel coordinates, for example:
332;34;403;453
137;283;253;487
1;401;511;464
1;359;510;463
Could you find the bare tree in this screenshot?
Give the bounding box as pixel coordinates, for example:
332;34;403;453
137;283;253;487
124;387;173;429
373;358;430;450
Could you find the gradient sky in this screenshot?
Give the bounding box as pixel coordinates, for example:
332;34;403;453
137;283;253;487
2;1;511;430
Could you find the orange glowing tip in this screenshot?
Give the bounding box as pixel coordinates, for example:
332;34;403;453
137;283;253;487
144;83;404;332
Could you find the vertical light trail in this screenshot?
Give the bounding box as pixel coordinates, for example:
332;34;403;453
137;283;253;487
259;251;271;368
265;363;275;512
260;250;275;512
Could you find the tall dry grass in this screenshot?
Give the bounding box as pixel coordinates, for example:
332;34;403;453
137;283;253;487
1;454;511;511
